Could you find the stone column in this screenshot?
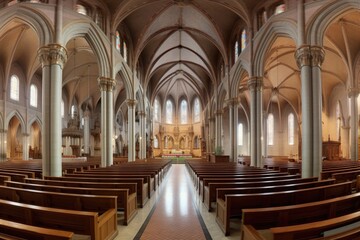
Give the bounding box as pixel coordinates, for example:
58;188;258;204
22;133;30;160
341;125;350;159
226;98;239;162
311;46;325;175
98;77;116;167
127;99;137;162
295;45;324;177
0;130;6;161
38;44;67;177
138;111;146;159
263;112;268;159
215;110;223;152
209;117;215;153
247;77;263;167
83;108;90;155
349;88;359;161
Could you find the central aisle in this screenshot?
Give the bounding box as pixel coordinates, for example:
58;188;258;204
135;164;211;240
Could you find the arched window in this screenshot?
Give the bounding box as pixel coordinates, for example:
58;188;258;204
10;75;19;101
30;84;38;107
288;113;294;145
154;136;159;148
237;123;243;146
166;100;173;124
336;101;341;141
234;41;239;62
123;42;128;63
71;105;77;119
241;29;247;51
267;113;274;145
193;98;200;123
61;99;65;118
76;4;87;15
274;3;286;15
180;100;188;124
154;99;161;122
115;31;120;51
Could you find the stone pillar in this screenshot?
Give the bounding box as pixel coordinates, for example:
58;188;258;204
127;99;137;162
0;130;6;161
38;44;67;177
247;77;263;167
215;110;223;151
226;98;239;162
83;108;90;155
209;117;215;153
98;77;116;167
22;133;30;160
295;45;324;177
263;112;268;158
311;46;325;175
349;88;359;161
138;111;146;159
342;125;350;159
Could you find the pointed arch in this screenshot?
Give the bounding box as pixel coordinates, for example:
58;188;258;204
5;110;26;133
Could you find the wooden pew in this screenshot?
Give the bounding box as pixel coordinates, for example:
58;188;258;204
0;172;27;182
5;180;137;225
241;192;360;239
204;178;334;211
64;173;155;198
0;218;74;240
199;174;299;196
216;182;352;236
41;176;148;207
269;211;360;240
0;198;117;240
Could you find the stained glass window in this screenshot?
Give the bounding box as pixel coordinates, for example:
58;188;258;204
234;41;239;62
30;84;38;107
115;31;120;51
267;113;274;145
288;113;294;145
238;123;243;146
241;29;247;51
10;75;19;101
180;100;188;124
194;98;200;122
76;4;87;15
166;100;173;124
154;99;160;122
275;4;285;15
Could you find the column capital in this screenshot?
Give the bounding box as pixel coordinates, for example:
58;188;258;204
98;77;116;92
215;110;223;116
126;99;137;108
295;45;325;68
348;87;359;98
247;77;263;91
38;44;68;69
225;97;239;107
137;111;146;117
311;46;325;67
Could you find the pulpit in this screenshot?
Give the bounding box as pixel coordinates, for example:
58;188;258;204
322;140;340;161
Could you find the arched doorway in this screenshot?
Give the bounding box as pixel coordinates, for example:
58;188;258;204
7;116;22;159
29;121;41;159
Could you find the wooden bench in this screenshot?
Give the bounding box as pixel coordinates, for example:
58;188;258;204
41;176;149;207
199;174;299;196
64;173;155;199
204;178;333;211
241;192;360;239
216;181;352;236
0;198;117;240
5;180;137;225
0;218;74;240
269;211;360;240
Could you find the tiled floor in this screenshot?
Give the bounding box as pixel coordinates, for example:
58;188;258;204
116;164;241;240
